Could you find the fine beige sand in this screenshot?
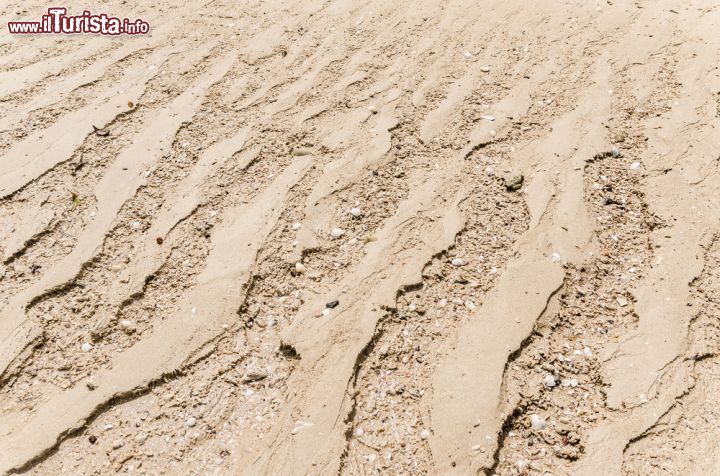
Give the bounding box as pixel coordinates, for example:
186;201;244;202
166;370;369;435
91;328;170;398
1;0;720;474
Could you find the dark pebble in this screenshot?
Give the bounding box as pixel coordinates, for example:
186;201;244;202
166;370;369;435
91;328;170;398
326;300;339;309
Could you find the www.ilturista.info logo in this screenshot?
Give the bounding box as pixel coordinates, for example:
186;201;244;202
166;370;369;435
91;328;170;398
7;7;150;35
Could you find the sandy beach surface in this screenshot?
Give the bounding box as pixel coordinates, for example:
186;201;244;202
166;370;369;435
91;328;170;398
1;0;720;474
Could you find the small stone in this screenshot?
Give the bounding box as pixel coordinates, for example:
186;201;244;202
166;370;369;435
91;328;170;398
330;228;345;239
610;147;621;158
291;147;312;156
135;433;148;444
530;414;547;430
420;429;430;440
551;253;562;263
292;222;302;231
88;435;97;444
583;347;593;357
630;161;641;170
451;258;465;267
81;342;93;353
472;444;482;451
463;51;473;59
291;421;313;435
131;221;141;230
544;374;557;388
485;166;494;176
112;439;124;450
480;66;490;72
355;428;364;437
186;417;197;428
242;369;268;383
326;300;339;309
617;296;629;307
349;207;362;217
504;174;524;192
481;115;496;121
119;319;135;332
86;380;97;391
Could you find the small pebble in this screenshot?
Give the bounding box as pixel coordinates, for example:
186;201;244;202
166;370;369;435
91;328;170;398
420;429;430;440
294;262;306;273
485;166;494;176
349;207;362;217
81;342;93;353
617;296;629;307
480;66;490;72
530;414;547;430
292;222;302;231
481;115;496;121
330;228;345;239
610;147;621;158
112;439;124;450
630;161;641;170
544;374;557;388
551;253;562;263
243;369;268;383
451;258;465;267
463;51;473;59
186;417;197;428
326;300;340;309
583;347;593;357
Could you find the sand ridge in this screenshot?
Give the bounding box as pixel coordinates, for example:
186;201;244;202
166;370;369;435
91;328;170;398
1;0;720;474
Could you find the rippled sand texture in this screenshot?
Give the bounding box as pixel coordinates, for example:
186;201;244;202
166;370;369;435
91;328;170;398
1;0;720;474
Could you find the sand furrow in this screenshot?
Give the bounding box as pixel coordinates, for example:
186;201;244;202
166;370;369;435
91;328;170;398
0;51;237;380
1;1;718;474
